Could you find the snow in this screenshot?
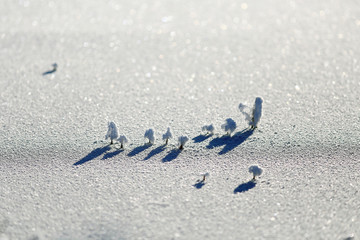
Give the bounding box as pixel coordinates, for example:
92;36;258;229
1;0;360;239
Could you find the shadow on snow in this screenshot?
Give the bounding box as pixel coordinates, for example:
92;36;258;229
127;144;151;157
207;128;254;155
233;180;257;194
162;149;182;162
192;134;213;143
42;69;57;75
144;145;166;160
193;180;206;189
74;145;111;165
102;149;124;160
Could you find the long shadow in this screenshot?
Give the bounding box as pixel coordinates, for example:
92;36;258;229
74;145;111;165
234;180;257;194
206;135;231;149
127;144;151;157
42;63;57;76
162;149;181;162
102;149;124;160
206;128;254;154
144;145;166;160
219;129;254;155
193;181;205;189
42;69;56;75
192;134;213;143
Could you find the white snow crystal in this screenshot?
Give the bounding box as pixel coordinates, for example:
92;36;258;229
238;103;252;124
239;97;263;129
249;165;263;179
221;118;236;135
118;135;128;148
144;128;155;144
251;97;263;129
202;124;215;134
162;127;173;144
105;122;119;144
178;135;189;149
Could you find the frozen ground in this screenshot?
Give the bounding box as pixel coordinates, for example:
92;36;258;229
0;0;359;239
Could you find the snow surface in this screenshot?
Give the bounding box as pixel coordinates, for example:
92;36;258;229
1;0;360;239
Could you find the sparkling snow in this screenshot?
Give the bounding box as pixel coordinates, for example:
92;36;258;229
0;0;359;239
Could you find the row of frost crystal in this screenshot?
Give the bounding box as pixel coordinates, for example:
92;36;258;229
105;97;263;149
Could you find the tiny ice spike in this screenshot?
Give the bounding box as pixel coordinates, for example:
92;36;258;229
118;135;128;148
239;97;263;129
221;118;236;135
202;124;215;134
249;165;263;180
144;128;155;144
251;97;263;129
178;135;189;150
162;127;173;144
105;121;119;144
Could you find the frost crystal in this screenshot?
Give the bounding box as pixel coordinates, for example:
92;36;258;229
178;136;189;150
105;122;119;144
249;165;263;180
201;172;210;182
239;97;263;129
221;118;236;135
144;128;155;144
251;97;263;129
202;124;215;134
162;127;173;144
118;135;128;149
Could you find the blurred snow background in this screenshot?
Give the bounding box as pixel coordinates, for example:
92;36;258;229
0;0;359;239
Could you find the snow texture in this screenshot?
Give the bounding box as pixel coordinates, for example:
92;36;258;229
221;118;237;135
162;127;173;144
144;128;155;144
105;122;119;144
202;124;215;134
1;0;360;239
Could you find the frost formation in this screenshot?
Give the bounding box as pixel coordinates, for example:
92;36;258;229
118;135;128;148
202;124;215;134
221;118;236;135
249;165;263;180
144;128;155;144
105;121;119;144
178;136;189;149
239;97;263;129
162;127;173;144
